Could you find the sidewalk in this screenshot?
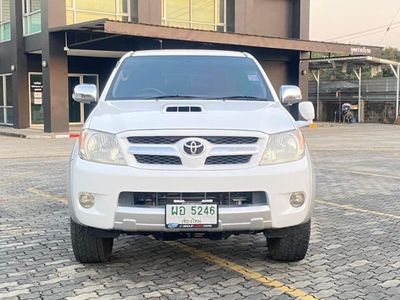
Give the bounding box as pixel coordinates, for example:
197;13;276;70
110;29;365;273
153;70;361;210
0;125;82;139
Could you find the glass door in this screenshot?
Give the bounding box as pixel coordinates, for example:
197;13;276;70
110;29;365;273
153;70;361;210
29;73;44;125
29;73;98;126
68;76;82;123
68;74;98;123
0;74;13;125
82;75;98;120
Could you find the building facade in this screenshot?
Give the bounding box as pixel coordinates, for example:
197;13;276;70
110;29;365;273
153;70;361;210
0;0;381;132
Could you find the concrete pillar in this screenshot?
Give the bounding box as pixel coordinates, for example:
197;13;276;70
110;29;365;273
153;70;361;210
295;0;310;40
10;0;30;129
360;100;365;123
295;0;311;101
298;52;309;101
41;0;69;133
319;101;325;121
42;33;69;133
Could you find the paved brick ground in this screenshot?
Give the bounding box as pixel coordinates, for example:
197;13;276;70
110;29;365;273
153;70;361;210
1;124;400;299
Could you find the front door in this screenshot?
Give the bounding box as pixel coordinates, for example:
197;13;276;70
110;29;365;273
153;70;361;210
68;74;98;123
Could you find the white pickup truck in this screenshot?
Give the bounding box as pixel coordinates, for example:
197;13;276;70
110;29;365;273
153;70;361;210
68;50;315;263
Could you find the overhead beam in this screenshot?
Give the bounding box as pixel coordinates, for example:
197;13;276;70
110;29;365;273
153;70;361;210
308;56;400;71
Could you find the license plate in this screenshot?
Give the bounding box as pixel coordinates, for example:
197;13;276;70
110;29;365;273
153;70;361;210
165;203;218;229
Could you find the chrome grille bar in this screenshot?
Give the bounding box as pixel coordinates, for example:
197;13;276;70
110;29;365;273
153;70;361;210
128;136;258;144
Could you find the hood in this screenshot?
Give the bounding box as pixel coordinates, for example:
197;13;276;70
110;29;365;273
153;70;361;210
87;100;296;135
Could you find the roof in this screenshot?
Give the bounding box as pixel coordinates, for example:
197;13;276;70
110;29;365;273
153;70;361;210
308;56;400;70
49;20;382;56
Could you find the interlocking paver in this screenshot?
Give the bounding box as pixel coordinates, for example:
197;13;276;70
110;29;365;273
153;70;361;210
1;124;400;299
380;279;400;288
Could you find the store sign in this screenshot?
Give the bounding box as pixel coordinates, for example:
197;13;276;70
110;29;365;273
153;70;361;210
350;47;372;55
31;78;43;105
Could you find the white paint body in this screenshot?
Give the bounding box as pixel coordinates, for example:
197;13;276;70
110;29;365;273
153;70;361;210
68;50;315;232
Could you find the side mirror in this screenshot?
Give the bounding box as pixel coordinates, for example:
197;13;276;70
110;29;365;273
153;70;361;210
295;102;315;128
72;84;97;104
280;85;302;105
299;101;315;121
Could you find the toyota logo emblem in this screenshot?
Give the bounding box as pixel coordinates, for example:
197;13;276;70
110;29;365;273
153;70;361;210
183;140;205;155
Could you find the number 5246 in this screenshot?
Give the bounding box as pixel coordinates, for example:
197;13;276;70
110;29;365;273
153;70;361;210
191;205;216;216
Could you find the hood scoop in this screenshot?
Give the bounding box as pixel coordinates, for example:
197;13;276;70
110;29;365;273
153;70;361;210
165;105;203;113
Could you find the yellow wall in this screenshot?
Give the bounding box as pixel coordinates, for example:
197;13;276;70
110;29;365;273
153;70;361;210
162;0;224;31
65;0;224;30
66;0;128;25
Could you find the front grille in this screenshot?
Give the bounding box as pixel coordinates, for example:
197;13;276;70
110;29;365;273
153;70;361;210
134;154;251;165
118;191;267;207
128;136;258;145
205;155;252;165
204;136;258;144
134;155;182;165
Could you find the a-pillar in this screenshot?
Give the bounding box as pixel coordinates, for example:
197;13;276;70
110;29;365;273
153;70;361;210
10;0;30;129
41;0;68;133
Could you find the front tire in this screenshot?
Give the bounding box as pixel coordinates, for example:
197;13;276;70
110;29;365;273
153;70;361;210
265;220;311;262
70;219;114;263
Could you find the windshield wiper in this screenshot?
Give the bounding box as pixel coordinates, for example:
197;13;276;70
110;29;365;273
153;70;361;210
214;95;269;101
144;95;204;100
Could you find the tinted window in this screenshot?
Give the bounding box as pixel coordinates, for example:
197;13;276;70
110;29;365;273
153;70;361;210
107;55;273;101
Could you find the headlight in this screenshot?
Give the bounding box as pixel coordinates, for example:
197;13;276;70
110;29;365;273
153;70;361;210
79;129;126;165
260;130;305;165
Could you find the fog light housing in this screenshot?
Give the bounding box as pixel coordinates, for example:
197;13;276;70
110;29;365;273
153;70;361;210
290;192;305;207
231;197;247;205
79;192;95;208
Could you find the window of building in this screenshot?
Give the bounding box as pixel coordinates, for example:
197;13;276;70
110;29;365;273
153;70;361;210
0;0;11;42
0;74;13;125
162;0;225;32
66;0;130;25
23;0;41;35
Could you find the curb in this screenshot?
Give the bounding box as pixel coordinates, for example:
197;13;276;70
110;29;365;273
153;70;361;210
0;131;27;138
0;131;80;139
69;133;81;138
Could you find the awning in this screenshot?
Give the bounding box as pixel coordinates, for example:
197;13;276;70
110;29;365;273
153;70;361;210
309;56;400;70
308;56;400;123
49;19;382;56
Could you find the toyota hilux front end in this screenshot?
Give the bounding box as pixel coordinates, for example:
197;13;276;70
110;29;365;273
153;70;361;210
68;50;315;263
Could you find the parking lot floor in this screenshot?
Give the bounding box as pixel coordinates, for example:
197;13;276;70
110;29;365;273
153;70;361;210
1;123;400;299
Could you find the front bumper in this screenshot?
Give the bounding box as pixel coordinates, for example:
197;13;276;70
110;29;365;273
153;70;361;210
68;154;314;232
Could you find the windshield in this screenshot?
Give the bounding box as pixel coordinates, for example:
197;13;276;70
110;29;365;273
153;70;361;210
106;55;274;101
